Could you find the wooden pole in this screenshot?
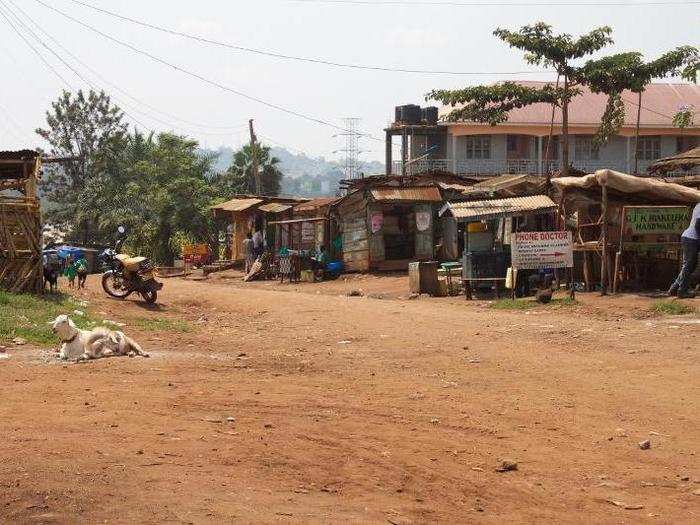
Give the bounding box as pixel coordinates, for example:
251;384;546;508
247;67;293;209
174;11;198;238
248;119;261;195
561;75;570;177
600;185;609;295
634;91;642;174
386;130;393;176
401;128;408;177
544;74;560;175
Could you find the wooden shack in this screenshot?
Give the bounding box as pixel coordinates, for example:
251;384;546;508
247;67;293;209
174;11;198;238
334;183;444;272
551;169;700;293
267;197;339;255
0;150;42;293
211;195;307;262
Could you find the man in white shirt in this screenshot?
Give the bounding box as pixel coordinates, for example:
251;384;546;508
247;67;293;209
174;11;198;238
669;202;700;299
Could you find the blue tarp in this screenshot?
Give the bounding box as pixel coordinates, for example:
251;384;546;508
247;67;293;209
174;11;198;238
55;246;85;259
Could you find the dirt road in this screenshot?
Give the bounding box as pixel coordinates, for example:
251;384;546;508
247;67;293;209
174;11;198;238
1;275;698;524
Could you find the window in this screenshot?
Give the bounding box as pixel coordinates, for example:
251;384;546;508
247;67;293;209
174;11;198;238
677;136;698;153
574;136;599;160
542;136;559;160
636;136;661;161
465;135;491;159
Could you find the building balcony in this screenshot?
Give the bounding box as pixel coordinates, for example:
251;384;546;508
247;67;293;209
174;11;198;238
392;158;691;177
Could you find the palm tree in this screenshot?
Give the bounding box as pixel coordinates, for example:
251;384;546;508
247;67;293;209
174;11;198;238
221;144;283;196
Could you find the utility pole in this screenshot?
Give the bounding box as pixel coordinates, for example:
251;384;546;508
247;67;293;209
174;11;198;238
248;119;261;195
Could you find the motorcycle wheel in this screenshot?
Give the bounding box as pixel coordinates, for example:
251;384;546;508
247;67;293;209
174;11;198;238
141;290;158;304
101;272;130;298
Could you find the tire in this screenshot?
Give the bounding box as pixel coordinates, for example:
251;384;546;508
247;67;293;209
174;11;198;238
101;271;130;298
141;290;157;304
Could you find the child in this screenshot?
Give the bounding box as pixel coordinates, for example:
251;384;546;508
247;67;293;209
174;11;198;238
64;255;77;288
75;256;89;289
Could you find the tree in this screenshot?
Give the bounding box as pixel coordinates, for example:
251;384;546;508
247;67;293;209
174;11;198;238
88;131;220;264
36;89;127;242
577;46;699;172
216;144;283;196
427;22;614;176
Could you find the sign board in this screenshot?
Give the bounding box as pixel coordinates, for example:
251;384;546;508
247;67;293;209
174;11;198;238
623;206;690;235
511;231;573;270
416;211;431;232
370;211;383;234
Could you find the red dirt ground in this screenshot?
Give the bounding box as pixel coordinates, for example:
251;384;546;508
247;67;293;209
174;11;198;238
1;273;698;524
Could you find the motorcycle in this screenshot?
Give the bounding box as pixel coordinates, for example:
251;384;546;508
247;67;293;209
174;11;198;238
99;226;163;304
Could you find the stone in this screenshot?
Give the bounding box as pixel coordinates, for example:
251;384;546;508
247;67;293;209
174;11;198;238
639;439;651;450
347;290;363;297
495;460;518;473
12;337;26;345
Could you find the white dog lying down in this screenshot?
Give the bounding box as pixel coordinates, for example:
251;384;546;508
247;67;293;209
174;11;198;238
51;314;149;362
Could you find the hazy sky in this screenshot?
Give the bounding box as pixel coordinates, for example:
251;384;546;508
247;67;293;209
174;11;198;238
0;0;697;162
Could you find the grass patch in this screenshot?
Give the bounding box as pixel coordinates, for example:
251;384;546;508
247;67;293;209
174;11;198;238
650;300;696;316
490;298;539;310
490;296;579;310
132;316;193;333
0;290;100;346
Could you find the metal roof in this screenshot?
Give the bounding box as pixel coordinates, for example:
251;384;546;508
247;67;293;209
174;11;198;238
440;195;557;221
258;202;292;213
211;198;263;212
0;150;39;161
370;186;442;202
293;197;339;212
441;82;700;129
268;217;328;225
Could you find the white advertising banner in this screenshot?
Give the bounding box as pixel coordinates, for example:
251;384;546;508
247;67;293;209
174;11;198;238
511;231;574;270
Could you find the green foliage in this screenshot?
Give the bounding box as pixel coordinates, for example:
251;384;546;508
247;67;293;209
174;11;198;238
650;300;695;316
37;89;128;243
0;291;100;345
428;82;568;126
578;46;699;144
673;104;695;130
427;22;614;176
493;22;613;72
490;296;578;310
213;144;283;196
90;131;221;264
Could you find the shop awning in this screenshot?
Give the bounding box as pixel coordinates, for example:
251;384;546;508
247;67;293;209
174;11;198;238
370;186;442;202
211;198;263;212
258;202;293;213
440;195;557;222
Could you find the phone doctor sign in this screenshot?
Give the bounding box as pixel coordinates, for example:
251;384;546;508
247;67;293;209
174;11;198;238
511;231;574;270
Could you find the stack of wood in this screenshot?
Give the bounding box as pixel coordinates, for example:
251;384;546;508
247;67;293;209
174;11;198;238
0;150;42;294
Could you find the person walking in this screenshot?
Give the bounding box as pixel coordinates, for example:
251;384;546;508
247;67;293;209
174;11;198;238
669;202;700;299
242;232;254;275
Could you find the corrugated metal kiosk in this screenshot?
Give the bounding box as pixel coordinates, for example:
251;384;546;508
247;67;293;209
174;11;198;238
336;186;443;272
439;195;558;292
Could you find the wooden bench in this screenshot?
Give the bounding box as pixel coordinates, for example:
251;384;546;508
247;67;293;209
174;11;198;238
461;277;507;300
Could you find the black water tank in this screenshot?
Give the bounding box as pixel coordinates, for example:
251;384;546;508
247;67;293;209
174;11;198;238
422;106;439;125
394;106;403;123
401;104;421;124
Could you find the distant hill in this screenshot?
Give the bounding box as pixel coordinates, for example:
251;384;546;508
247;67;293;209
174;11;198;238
200;146;384;197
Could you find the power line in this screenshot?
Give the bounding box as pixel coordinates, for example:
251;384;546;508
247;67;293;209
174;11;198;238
0;5;72;89
5;0;254;138
64;0;551;76
0;0;160;134
34;0;385;144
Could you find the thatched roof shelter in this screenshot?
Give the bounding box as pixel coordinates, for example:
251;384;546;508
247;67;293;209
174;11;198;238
648;147;700;175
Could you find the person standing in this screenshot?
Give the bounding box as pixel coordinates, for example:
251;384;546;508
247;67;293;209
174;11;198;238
75;255;89;289
669;202;700;299
242;232;254;275
252;228;263;259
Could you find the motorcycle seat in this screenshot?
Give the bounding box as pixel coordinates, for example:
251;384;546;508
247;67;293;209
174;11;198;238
116;254;146;271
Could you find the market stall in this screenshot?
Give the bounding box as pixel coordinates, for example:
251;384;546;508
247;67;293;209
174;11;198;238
551;169;700;293
439;195;558;297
